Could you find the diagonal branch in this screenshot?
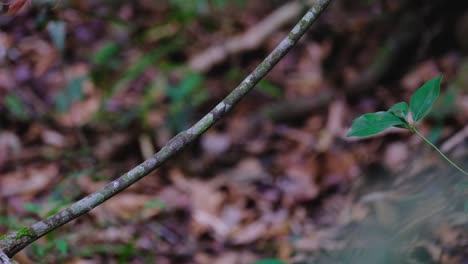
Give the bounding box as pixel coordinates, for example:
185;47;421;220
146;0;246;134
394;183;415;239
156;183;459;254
0;0;332;257
189;0;308;72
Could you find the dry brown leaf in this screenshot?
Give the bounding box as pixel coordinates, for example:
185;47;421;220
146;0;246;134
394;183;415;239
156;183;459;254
171;171;228;236
323;151;359;188
7;0;29;15
93;133;130;160
193;210;229;237
55;96;100;127
201;132;231;156
12;251;33;264
41;129;67;148
55;65;100;127
76;174;105;193
0;131;21;169
170;169;225;213
231;221;267;245
18;37;57;76
0;163;58;197
222;158;269;184
283;163;319;202
99;193;159;220
157;185;190;209
285;42;327;96
326;99;346;137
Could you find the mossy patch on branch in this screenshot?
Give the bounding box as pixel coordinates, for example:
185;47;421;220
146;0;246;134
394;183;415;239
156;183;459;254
14;227;35;239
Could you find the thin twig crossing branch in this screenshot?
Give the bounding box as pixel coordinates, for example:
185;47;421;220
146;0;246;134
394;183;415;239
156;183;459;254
0;0;332;257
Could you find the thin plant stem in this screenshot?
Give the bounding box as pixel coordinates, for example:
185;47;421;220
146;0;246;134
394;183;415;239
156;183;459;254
412;127;468;176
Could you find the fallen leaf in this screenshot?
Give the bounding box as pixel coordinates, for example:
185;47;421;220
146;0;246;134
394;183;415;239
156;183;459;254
7;0;29;15
0;131;21;169
0;164;58;197
201;132;231;156
99;193;159;220
222;158;269;184
231;221;267;245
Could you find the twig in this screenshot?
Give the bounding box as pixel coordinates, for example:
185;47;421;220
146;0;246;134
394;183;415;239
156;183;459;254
260;9;426;122
0;0;332;257
189;1;309;72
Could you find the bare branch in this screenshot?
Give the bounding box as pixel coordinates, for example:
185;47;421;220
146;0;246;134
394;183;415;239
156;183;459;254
0;0;332;257
189;0;306;72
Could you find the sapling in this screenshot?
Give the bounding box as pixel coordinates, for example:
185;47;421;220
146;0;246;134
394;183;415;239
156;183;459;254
347;75;468;176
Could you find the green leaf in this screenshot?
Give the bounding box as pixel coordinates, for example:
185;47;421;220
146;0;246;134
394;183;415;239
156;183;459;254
55;238;68;256
54;76;86;113
4;94;29;120
347;111;405;137
93;43;120;65
388;102;408;120
24;203;42;214
144;199;166;210
410;76;442;122
256;79;282;98
47;20;66;53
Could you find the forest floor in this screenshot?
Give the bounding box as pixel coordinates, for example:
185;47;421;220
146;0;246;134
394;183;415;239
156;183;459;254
1;0;468;263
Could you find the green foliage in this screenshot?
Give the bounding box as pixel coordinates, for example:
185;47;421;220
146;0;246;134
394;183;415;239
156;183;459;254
24;203;43;214
55;238;69;256
46;20;66;53
110;44;180;95
256;79;283;98
409;76;441;122
348;76;443;138
93;43;121;66
30;232;71;261
167;71;208;131
348;75;468;177
388;102;408;120
15;227;34;239
55;76;86;113
144;199;166;210
75;242;142;261
0;215;22;231
347;112;405;137
4;94;29;121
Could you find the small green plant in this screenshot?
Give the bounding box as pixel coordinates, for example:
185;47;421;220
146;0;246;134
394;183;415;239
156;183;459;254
347;75;468;176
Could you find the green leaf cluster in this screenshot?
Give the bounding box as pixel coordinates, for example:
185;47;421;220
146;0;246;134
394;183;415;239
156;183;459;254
347;76;442;137
347;75;468;177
